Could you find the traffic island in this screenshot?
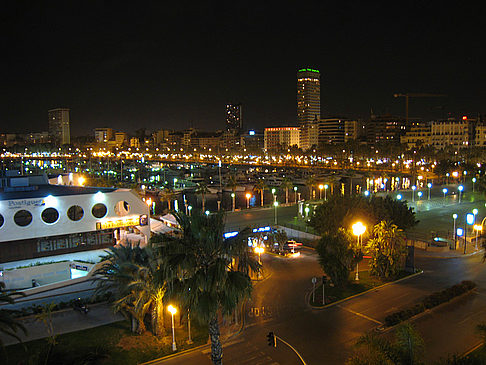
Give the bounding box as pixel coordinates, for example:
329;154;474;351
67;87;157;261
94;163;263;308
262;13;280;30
309;269;422;308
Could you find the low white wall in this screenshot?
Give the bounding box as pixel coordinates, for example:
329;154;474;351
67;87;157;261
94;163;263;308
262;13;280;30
276;225;321;241
1;261;94;290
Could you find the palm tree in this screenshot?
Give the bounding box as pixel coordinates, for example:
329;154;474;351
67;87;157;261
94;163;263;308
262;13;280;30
226;174;238;211
0;282;26;347
305;175;316;200
160;187;176;211
365;221;407;279
280;177;293;204
95;244;166;335
347;323;424;365
196;181;211;212
254;178;267;207
162;211;260;365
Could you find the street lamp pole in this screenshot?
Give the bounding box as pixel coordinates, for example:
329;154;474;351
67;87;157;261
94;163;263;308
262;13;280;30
231;192;235;212
352;222;366;281
168;305;177;351
246;193;251;209
274;201;279;225
453;214;458;249
412;185;416;202
427;183;432;200
458;185;464;204
324;184;328;201
294;186;298;204
318;184;323;200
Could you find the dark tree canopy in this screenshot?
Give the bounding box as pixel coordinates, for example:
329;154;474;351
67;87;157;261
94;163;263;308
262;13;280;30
309;195;418;235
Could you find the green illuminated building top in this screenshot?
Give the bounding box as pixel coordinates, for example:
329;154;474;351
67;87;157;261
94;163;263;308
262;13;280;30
298;68;319;73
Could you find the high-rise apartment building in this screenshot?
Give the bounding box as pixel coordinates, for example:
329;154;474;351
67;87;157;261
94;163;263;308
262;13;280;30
297;68;320;150
226;103;242;131
48;108;71;145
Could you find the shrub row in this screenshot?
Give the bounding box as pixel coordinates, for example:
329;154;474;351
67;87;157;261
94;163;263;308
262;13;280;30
12;291;112;318
384;280;476;327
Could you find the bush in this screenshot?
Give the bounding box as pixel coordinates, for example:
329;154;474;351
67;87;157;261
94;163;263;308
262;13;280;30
384;281;476;327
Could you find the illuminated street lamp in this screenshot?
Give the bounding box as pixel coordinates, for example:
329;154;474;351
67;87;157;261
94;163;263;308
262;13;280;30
78;176;86;186
205;210;210;216
474;225;482;250
417;191;423;200
246;192;252;209
411;185;416;202
396;194;402;200
442;188;448;201
318;184;324;200
274;201;279;225
473;177;477;192
324;184;329;201
231;192;235;211
427;182;432;200
453;213;458;248
187;205;192;216
458;185;464;203
168;305;177;351
352;222;366;281
254;246;264;264
293;186;298;204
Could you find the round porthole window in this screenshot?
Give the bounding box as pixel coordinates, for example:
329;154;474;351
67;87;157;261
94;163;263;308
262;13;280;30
92;203;108;218
41;207;59;224
14;210;33;227
114;201;130;216
67;205;84;221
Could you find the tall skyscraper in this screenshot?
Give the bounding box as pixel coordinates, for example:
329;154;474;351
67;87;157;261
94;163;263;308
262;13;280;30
297;68;320;150
48;108;70;145
225;103;242;131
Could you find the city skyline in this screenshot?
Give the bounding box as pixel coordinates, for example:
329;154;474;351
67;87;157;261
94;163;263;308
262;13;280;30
1;3;484;136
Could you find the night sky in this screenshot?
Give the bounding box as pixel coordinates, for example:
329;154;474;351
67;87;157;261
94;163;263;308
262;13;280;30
1;2;485;136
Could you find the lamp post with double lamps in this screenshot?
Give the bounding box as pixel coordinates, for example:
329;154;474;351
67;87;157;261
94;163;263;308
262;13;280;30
352;222;366;281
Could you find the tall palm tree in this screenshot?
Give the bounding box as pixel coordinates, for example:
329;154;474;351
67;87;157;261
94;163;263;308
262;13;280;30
95;244;166;335
226;174;238;211
280;177;293;204
196;181;211;212
162;211;260;365
160;187;176;211
0;282;26;347
254;178;267;207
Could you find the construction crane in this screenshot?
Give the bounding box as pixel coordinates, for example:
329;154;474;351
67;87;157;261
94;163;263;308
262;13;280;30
393;93;447;124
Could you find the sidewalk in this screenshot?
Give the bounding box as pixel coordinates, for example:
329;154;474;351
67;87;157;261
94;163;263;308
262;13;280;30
0;302;123;347
414;247;484;259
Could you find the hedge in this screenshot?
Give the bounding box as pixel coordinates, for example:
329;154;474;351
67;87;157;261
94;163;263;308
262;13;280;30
384;280;476;327
11;291;112;318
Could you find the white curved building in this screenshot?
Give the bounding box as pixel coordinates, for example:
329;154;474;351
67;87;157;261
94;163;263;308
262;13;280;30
0;172;150;263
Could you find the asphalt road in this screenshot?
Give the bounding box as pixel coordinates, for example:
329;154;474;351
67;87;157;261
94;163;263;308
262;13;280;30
154;245;486;365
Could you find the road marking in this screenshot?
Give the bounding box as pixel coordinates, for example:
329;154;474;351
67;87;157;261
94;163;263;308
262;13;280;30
201;338;244;354
337;305;383;325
